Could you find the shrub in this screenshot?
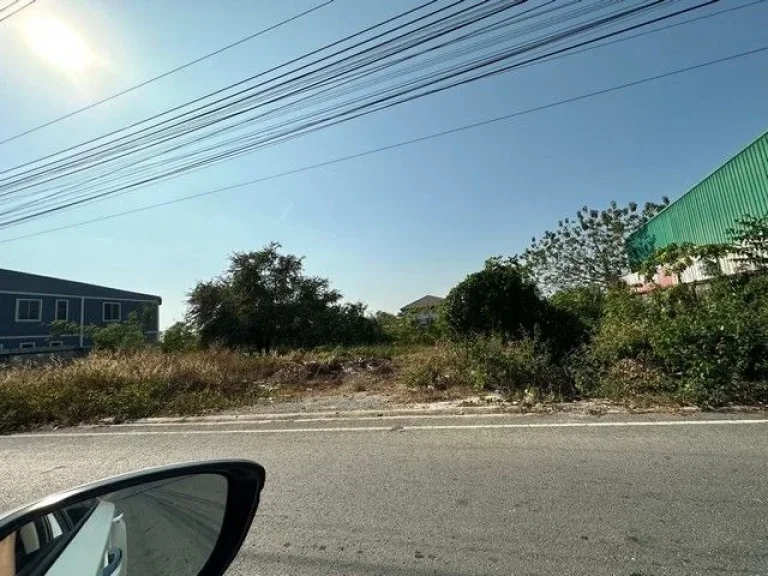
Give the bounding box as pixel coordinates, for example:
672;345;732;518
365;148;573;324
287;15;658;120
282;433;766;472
571;278;768;405
161;321;199;354
549;286;604;334
85;311;148;351
465;335;573;397
404;337;573;398
375;311;446;345
403;344;470;390
444;257;547;340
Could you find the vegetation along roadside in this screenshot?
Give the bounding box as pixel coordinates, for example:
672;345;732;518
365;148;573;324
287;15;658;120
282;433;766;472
2;204;768;433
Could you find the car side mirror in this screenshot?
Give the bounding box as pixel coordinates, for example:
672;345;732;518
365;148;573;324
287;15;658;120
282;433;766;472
0;460;265;576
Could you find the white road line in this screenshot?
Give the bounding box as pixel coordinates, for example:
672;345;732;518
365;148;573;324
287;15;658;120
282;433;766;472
2;419;768;439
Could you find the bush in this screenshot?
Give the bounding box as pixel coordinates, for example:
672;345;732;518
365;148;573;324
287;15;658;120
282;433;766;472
444;257;547;340
403;344;470;390
375;311;446;345
161;322;199;354
404;337;573;398
465;335;572;397
549;286;604;334
571;278;768;405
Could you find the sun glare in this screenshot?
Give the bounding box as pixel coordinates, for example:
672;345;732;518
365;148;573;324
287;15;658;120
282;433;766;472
23;15;93;73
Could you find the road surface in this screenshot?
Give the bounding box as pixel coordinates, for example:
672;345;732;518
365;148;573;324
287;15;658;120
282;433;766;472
105;474;227;576
1;411;767;575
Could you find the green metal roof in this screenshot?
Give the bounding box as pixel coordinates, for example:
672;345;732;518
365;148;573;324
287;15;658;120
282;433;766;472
627;130;768;266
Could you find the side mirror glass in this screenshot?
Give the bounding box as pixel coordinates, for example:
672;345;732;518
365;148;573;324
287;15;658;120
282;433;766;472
0;460;264;576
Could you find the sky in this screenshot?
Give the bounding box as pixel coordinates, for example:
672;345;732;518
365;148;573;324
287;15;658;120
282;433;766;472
0;0;766;329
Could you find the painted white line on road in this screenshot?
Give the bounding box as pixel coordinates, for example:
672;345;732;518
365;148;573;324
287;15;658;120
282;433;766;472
3;418;768;439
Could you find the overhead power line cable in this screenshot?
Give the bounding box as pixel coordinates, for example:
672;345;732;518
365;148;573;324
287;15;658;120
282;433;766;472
0;0;23;15
0;0;447;161
2;41;765;245
0;1;694;196
0;0;336;145
0;0;34;23
0;1;736;229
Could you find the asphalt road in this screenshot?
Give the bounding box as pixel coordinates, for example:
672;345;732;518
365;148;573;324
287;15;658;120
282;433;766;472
105;474;227;576
1;411;767;575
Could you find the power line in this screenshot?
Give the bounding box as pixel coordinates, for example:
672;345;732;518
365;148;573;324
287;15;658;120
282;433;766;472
545;0;766;64
0;0;23;15
2;42;765;245
0;0;335;145
0;0;445;159
0;0;34;23
33;0;755;214
0;0;708;223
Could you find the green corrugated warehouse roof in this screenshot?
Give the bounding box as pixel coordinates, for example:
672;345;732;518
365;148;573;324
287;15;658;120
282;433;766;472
627;130;768;267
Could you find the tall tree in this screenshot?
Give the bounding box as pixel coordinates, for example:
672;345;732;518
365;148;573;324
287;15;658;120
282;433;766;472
187;243;380;349
520;199;669;293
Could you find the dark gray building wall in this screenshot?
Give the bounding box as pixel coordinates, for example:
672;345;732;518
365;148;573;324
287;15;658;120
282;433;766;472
0;269;160;353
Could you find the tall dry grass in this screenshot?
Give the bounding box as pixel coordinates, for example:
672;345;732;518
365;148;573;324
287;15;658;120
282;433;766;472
0;348;339;432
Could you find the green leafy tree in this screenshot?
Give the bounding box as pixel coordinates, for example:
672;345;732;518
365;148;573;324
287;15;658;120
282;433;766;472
549;286;604;334
48;320;80;342
375;310;446;344
161;321;198;353
639;242;729;283
187;243;382;350
521;199;669;293
444;257;546;340
86;312;147;351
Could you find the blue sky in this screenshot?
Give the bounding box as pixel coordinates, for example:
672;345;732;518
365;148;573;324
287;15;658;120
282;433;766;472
0;0;766;328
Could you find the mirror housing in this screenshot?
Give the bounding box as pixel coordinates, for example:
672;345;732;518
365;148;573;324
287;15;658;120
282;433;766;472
0;460;265;576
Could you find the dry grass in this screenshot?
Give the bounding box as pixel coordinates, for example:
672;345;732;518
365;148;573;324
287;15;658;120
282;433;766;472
0;347;411;433
0;341;586;433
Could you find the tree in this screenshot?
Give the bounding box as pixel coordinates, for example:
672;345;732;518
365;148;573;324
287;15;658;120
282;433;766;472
86;311;147;351
161;321;198;353
186;243;382;350
549;286;604;333
375;310;446;345
444;257;546;340
638;242;729;283
520;199;669;293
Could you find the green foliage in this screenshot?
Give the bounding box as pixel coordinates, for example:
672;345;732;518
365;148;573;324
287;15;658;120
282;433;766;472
570;278;768;405
521;199;669;293
549;287;604;332
161;321;199;354
546;286;605;351
444;257;546;340
638;242;729;281
404;336;572;398
48;320;80;340
728;214;768;272
86;312;147;352
186;243;383;350
375;310;446;345
465;335;572;397
403;344;469;390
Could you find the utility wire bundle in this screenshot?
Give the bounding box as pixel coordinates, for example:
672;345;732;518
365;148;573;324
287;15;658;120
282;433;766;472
0;0;717;230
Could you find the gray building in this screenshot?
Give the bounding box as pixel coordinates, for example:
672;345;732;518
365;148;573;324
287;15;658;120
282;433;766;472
0;268;161;353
